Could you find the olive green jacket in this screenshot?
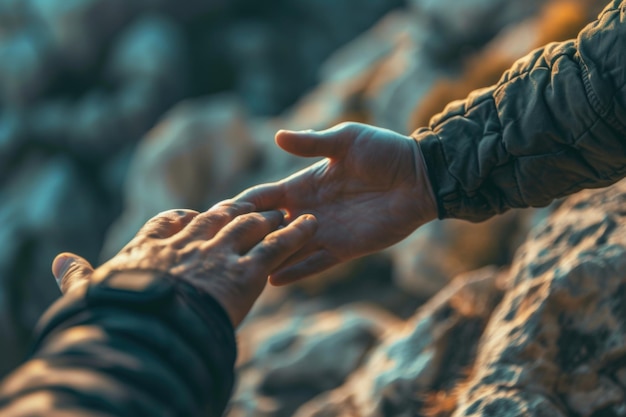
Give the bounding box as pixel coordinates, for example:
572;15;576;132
416;0;626;221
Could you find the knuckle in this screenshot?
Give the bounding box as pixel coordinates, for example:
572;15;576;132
62;263;89;283
188;212;228;231
221;201;253;215
149;209;198;228
198;211;227;224
235;212;263;227
142;220;173;238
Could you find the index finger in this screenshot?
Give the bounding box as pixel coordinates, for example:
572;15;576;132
233;182;286;212
245;214;318;274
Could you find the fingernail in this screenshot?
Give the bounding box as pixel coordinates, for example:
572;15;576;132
52;255;74;282
300;214;317;225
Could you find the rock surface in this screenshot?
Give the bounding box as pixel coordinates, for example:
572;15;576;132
294;267;505;417
0;155;105;376
453;181;626;417
231;307;397;417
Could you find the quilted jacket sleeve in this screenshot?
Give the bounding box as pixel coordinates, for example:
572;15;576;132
414;0;626;221
0;270;237;417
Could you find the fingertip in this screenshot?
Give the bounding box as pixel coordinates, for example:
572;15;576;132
233;183;286;211
299;213;318;224
276;126;345;158
52;252;76;282
267;264;309;287
292;213;318;235
275;129;314;139
268;251;337;286
275;129;316;152
275;129;296;149
268;272;293;287
259;209;285;227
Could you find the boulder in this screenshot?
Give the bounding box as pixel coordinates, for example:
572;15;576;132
29;0;131;71
292;267;504;417
453;180;626;416
100;95;262;258
0;29;55;105
229;306;397;417
0;155;104;376
408;0;544;62
107;14;186;93
388;210;530;298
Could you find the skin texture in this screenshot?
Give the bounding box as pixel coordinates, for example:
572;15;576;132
234;122;438;285
51;201;318;327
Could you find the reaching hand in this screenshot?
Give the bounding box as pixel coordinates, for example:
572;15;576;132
51;202;317;327
234;122;437;285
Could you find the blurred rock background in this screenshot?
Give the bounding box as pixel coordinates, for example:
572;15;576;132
0;0;617;415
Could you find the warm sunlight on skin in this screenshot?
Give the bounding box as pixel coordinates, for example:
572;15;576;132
45;326;108;349
3;392;57;414
1;360;50;394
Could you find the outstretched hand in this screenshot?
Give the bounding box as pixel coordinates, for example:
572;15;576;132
51;202;317;327
234;122;437;285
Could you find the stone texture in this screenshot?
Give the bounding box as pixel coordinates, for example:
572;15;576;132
29;0;131;71
451;180;626;417
408;0;544;62
230;307;396;417
0;28;55;105
388;210;529;298
291;267;505;417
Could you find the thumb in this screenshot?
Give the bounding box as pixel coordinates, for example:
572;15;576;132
275;125;352;159
52;252;95;294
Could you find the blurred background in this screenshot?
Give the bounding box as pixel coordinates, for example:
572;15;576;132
0;0;608;414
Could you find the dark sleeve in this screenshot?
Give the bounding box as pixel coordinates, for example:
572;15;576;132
0;270;237;417
413;0;626;221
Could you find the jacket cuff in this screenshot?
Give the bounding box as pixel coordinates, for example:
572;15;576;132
414;127;505;222
413;127;451;220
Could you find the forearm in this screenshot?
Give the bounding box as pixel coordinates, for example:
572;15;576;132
414;0;626;221
0;271;236;417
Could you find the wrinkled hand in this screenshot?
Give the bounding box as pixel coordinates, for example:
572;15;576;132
234;122;437;285
51;202;317;327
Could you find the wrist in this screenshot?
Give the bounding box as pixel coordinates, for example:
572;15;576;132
411;135;439;223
